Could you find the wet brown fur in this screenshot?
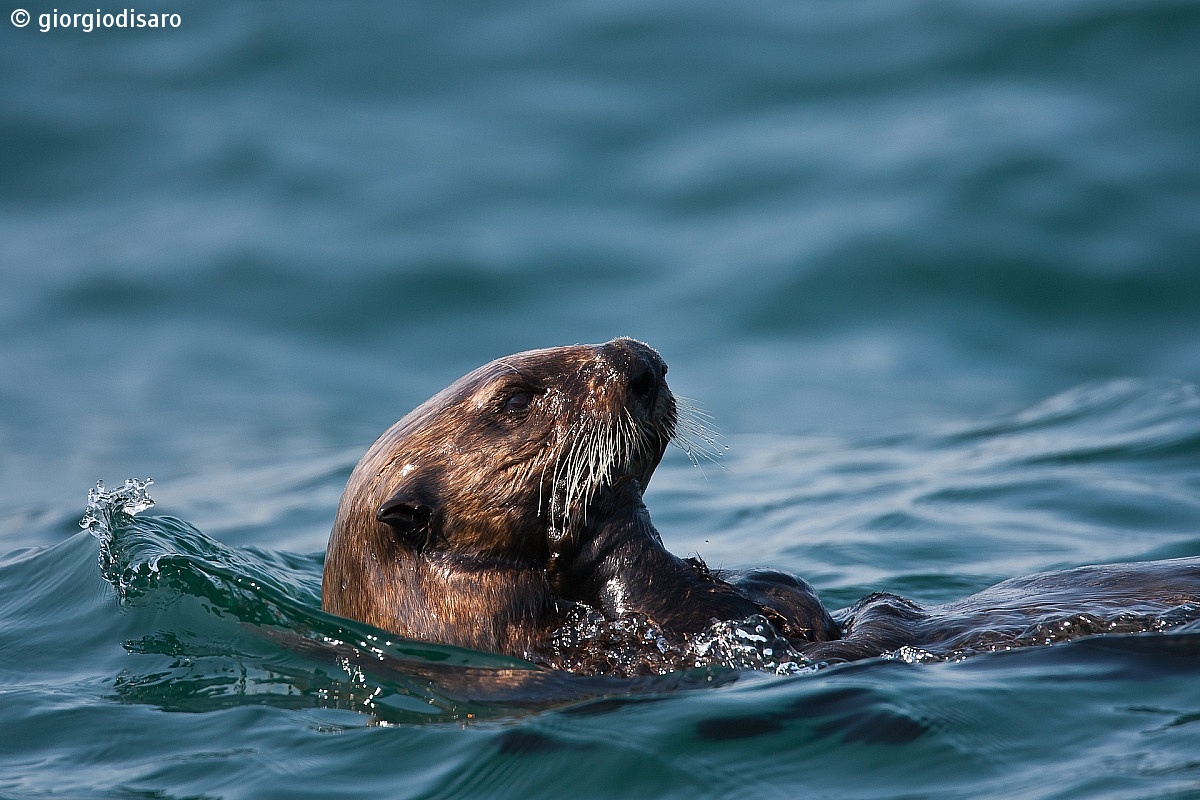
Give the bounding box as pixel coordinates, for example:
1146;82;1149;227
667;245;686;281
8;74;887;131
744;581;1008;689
322;338;683;658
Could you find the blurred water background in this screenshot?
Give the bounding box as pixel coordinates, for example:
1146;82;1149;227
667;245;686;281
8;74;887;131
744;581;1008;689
3;1;1200;798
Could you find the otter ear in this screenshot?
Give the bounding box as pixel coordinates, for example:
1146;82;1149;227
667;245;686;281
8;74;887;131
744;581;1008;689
377;490;435;551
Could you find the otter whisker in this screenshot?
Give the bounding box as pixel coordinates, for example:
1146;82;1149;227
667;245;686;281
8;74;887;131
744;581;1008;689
536;435;564;520
672;394;726;470
549;408;653;534
558;419;604;525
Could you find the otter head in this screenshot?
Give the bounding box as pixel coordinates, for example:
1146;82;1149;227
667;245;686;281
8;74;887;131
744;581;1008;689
321;337;676;648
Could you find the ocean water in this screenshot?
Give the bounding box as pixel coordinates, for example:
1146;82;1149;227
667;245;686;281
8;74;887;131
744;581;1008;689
3;0;1200;797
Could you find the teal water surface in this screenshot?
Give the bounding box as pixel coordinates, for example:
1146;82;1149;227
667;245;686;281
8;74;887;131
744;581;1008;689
3;1;1200;798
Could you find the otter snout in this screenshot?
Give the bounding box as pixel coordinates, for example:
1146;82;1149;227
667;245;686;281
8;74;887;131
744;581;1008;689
597;337;671;420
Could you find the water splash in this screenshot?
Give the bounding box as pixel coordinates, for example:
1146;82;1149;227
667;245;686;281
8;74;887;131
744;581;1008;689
689;615;820;676
79;477;155;540
80;477;159;598
547;606;818;676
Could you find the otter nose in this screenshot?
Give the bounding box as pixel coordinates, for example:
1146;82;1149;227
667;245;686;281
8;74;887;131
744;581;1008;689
629;358;660;408
601;338;668;410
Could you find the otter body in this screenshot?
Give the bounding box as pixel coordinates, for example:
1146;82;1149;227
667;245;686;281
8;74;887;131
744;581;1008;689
323;338;1200;670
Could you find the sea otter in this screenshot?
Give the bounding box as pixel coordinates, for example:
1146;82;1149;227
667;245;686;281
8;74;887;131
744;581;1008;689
322;338;836;663
323;338;1200;671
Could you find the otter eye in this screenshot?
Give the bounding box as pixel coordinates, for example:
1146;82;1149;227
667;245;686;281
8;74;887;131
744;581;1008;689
504;390;533;415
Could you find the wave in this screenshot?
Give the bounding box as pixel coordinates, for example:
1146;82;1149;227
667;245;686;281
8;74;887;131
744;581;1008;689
55;379;1200;724
76;479;740;724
